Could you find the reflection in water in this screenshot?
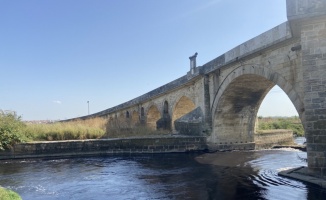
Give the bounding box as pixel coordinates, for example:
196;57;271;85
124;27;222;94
0;140;326;199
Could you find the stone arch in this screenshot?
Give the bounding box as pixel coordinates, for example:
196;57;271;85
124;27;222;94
163;100;169;114
140;106;145;125
172;96;196;129
209;65;304;144
126;111;130;119
146;105;161;130
131;110;139;126
141;107;145;117
156;100;171;130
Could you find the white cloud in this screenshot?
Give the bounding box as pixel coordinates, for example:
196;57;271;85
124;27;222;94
53;100;62;104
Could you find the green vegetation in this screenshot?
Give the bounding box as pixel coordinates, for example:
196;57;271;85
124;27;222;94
24;118;106;141
257;116;304;137
0;187;22;200
0;112;106;149
0;111;26;150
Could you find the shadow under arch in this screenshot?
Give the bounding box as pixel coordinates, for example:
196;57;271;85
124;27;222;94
209;65;304;144
156;100;172;130
172;96;196;130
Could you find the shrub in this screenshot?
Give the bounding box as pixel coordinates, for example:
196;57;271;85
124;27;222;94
0;187;22;200
0;111;26;150
257;116;304;137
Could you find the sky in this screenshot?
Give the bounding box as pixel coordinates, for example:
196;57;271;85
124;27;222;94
0;0;299;120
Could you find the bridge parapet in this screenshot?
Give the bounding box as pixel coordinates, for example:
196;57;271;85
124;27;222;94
202;22;292;74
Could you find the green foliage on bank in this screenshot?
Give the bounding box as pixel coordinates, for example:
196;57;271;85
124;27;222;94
257;116;304;137
0;111;107;148
0;111;26;150
0;187;22;200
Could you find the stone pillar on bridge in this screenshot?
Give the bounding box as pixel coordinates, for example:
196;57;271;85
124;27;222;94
189;52;198;75
287;0;326;178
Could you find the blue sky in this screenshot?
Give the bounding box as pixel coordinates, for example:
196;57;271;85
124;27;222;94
0;0;298;120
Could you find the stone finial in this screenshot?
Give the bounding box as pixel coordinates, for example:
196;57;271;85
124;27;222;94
189;52;198;74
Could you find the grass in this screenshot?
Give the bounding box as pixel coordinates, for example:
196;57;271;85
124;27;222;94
0;187;22;200
257;116;304;137
23;118;107;141
0;111;170;147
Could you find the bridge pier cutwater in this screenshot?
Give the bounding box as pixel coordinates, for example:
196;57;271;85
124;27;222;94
68;0;326;178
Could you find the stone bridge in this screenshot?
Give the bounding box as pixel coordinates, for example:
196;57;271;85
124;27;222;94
72;0;326;178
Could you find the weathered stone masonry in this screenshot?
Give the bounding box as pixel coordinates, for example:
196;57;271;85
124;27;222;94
0;137;207;160
290;1;326;177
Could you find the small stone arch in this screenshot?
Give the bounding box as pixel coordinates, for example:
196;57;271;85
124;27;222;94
146;105;161;130
172;96;196;130
126;111;130;119
140;106;145;125
163;101;169;114
156;100;171;130
141;107;145;117
131;110;139;126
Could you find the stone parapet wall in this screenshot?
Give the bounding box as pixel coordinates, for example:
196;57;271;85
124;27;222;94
255;129;294;149
0;136;207;160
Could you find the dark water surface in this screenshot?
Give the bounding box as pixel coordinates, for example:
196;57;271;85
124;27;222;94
1;138;326;200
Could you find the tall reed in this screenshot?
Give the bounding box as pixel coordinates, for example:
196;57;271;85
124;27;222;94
24;118;107;141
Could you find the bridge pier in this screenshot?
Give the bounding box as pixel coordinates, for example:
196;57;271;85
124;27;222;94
301;17;326;178
287;0;326;178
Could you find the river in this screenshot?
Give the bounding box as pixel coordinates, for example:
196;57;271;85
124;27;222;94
0;138;326;200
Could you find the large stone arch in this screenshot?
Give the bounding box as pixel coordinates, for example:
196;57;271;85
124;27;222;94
146;105;161;130
209;65;304;144
172;96;196;130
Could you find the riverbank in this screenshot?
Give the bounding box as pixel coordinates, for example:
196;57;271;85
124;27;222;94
255;129;295;149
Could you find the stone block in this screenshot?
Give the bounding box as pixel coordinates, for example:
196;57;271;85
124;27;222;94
314;120;326;129
312;97;325;103
313;136;326;143
315;109;326;115
305;103;321;109
319;92;326;97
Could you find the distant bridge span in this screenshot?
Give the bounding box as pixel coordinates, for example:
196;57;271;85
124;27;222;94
71;1;326;178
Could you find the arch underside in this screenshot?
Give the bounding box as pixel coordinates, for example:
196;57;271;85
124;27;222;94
172;96;196;130
213;74;275;144
132;111;139;126
147;106;161;130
